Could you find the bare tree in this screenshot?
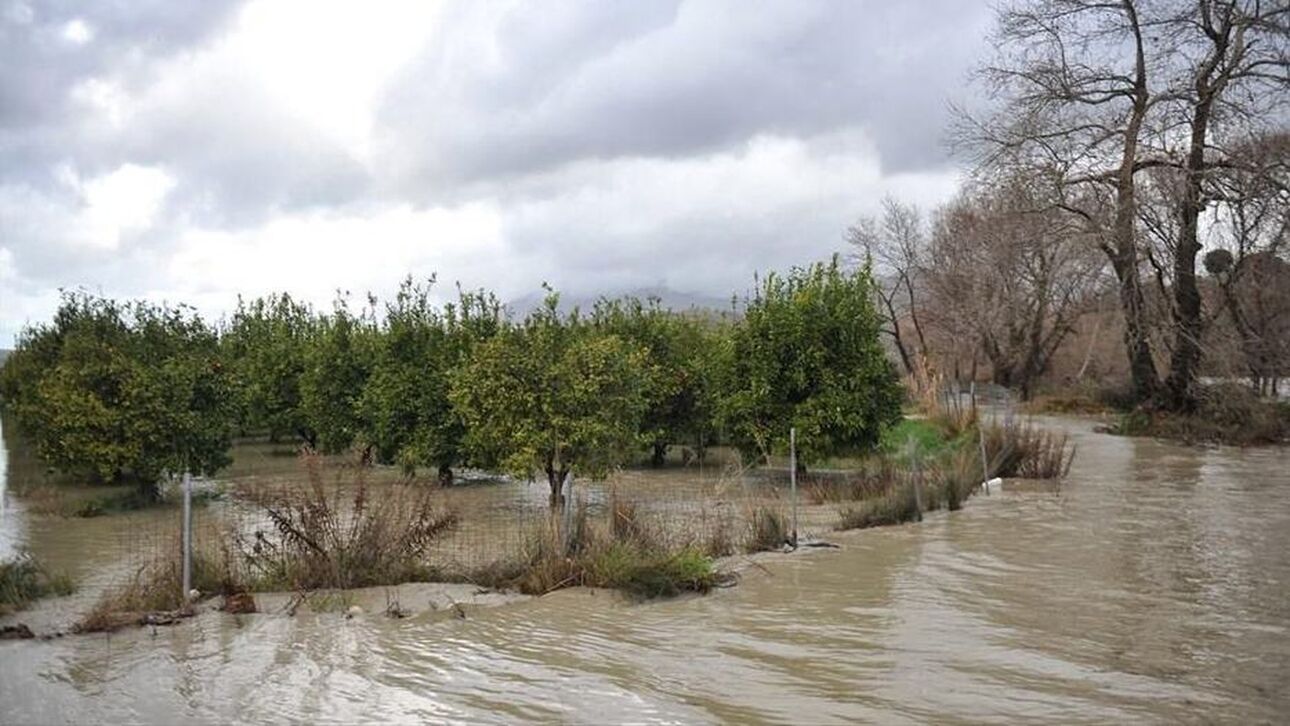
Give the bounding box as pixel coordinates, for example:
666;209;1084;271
925;178;1108;399
960;0;1289;411
847;197;930;376
1204;130;1290;393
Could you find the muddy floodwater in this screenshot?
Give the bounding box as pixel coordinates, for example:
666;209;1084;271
1;415;1288;724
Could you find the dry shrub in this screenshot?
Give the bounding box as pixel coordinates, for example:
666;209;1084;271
699;506;737;557
805;459;899;504
234;452;457;591
906;355;978;437
75;544;236;633
930;449;980;511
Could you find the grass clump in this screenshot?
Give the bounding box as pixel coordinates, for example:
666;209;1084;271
745;504;789;552
0;553;74;615
468;495;720;598
233;452;458;591
880;418;949;455
836;483;921;530
980;418;1074;479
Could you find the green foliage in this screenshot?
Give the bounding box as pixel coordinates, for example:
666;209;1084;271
0;292;234;490
299;295;378;454
450;293;649;500
589;297;724;464
721;257;902;468
358;278;502;477
880;418;948;456
221;293;316;441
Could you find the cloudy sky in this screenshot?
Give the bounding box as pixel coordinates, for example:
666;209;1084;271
0;0;993;346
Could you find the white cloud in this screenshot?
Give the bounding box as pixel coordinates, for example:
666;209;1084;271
166;200;504;314
68;164;176;250
61;18;93;45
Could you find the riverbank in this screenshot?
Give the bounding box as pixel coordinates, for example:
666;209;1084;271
1026;382;1290;446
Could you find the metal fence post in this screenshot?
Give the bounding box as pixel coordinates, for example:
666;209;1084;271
789;427;798;548
182;471;192;599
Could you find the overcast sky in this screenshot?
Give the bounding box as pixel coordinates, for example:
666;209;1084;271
0;0;993;346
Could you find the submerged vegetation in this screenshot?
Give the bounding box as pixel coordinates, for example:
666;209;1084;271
0;554;74;615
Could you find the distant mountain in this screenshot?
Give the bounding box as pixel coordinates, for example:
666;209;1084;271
506;286;737;318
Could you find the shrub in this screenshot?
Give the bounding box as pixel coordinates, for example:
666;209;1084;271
467;502;719;598
234;452;457;591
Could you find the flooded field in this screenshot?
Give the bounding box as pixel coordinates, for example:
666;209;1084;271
1;415;1288;723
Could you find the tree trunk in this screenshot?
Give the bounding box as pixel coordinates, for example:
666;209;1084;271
437;463;454;487
1164;42;1225;413
650;441;668;467
1112;2;1160;406
544;463;569;509
1112;252;1160;404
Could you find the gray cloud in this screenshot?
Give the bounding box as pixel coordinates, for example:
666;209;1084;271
0;0;993;346
378;1;991;194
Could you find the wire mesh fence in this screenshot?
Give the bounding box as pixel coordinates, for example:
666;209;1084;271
177;450;870;595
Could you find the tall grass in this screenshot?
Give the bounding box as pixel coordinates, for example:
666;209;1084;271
980;418;1074;478
0;553;74;615
745;504;789;552
836;483;921;530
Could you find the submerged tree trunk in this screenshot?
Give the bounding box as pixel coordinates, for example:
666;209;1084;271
650;441;668;467
437;463;454;487
544;461;569;509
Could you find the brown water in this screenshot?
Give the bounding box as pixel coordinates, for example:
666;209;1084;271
1;415;1288;724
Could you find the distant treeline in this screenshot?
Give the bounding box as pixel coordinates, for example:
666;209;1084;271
0;258;902;502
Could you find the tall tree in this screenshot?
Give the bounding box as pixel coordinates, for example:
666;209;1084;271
847;197;931;377
963;0;1289;410
926;179;1108;399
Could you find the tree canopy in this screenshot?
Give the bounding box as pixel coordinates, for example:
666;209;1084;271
0;292;233;494
721;258;903;468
